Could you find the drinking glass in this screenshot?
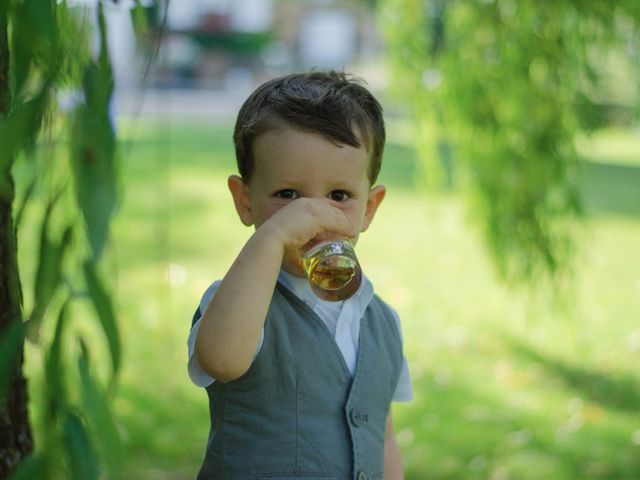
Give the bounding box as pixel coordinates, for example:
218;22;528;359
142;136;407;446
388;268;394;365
302;239;362;301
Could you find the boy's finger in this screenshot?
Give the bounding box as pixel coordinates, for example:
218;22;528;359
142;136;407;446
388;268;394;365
327;209;356;239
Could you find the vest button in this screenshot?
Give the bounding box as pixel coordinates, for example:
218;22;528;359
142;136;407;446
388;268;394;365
349;408;363;427
357;471;367;480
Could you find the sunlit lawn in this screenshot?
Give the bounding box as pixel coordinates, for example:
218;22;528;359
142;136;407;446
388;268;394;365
23;118;640;479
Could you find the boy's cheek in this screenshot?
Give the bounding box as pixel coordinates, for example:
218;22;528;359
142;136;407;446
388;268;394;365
257;202;293;224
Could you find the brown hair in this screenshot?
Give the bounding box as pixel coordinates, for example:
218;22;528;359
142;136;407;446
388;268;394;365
233;71;385;184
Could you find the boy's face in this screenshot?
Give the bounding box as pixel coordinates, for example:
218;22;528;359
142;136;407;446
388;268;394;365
229;126;385;277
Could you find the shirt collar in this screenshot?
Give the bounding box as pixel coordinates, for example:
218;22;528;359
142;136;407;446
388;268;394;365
277;270;374;315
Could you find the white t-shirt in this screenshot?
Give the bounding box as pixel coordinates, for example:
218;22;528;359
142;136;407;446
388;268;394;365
188;271;413;402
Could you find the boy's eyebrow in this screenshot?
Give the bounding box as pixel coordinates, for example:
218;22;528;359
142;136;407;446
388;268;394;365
327;177;362;187
269;176;303;187
268;178;363;191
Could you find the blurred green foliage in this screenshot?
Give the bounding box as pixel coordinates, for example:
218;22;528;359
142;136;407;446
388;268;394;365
380;0;640;282
0;0;155;478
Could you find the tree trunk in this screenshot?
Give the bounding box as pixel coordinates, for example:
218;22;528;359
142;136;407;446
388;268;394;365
0;6;33;478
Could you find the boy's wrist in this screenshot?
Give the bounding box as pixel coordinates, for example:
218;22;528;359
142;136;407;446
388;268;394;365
251;223;287;256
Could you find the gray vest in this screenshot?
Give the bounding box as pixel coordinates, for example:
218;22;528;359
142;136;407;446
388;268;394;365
197;282;403;480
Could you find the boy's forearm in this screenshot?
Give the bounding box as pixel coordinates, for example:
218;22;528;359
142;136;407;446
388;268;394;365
384;444;404;480
195;228;284;381
384;414;404;480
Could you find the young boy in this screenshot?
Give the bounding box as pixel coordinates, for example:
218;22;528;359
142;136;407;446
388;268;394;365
187;71;412;480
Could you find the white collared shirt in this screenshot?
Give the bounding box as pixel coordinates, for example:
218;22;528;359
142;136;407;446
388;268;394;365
188;271;413;402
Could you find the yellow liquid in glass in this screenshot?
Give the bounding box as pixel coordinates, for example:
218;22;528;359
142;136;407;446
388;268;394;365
303;241;362;301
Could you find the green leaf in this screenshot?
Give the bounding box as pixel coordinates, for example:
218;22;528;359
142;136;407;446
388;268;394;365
31;201;59;327
7;453;48;480
44;300;70;417
9;0;60;97
130;0;161;41
69;4;117;260
84;4;114;113
24;0;57;40
69;105;117;260
13;174;37;231
29;196;72;336
83;261;121;375
10;0;60;95
0;319;25;400
78;340;121;476
62;410;99;480
0;87;48;180
130;2;151;37
9;10;33;98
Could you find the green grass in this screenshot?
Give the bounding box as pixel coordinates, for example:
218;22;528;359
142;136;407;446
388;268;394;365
21;119;640;479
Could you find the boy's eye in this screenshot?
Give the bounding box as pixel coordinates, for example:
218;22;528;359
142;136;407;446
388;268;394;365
275;189;298;200
328;190;350;202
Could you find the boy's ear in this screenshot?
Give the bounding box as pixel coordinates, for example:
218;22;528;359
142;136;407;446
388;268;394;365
228;175;254;226
361;184;386;232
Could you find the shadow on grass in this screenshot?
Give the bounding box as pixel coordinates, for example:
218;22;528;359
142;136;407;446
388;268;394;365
580;162;640;217
397;342;640;479
507;337;640;414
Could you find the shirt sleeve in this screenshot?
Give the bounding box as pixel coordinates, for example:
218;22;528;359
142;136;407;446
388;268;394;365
387;305;413;402
187;281;264;387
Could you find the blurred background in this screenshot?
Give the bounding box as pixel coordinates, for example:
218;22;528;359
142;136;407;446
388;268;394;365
11;0;640;478
111;0;387;115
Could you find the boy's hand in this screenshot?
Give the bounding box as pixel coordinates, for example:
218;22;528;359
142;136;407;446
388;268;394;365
195;197;356;382
258;198;356;251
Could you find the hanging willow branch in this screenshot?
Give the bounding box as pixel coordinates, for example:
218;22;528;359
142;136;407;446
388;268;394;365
1;1;154;478
381;0;640;283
